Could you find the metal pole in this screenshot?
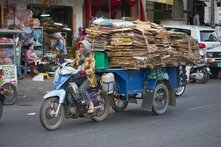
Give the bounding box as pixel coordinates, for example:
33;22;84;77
211;0;215;27
109;0;111;18
0;0;5;27
0;0;2;27
138;0;141;20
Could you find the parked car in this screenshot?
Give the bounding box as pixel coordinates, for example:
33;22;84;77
206;46;221;78
163;25;221;58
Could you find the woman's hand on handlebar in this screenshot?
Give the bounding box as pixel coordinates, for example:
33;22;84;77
79;70;86;75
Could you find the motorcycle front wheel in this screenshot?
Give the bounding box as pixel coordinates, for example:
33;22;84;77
39;97;64;131
175;85;186;96
2;83;18;105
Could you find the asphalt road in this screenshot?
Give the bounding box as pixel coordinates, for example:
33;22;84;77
0;77;221;147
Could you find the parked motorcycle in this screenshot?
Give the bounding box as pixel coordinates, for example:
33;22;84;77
39;61;109;131
186;62;211;84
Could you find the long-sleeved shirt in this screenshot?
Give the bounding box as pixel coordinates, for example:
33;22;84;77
71;51;97;88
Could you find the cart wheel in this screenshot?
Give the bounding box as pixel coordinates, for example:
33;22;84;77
112;94;128;112
2;83;18;105
152;83;169;115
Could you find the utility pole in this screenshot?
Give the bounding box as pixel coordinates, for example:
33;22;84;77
210;0;215;27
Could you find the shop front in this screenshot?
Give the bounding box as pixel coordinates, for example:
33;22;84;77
0;0;86;79
84;0;146;27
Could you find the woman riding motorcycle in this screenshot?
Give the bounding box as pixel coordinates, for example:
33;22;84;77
70;40;97;113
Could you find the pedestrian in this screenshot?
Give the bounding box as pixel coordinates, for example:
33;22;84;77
70;40;97;113
78;27;86;41
25;43;40;77
193;12;200;26
53;32;67;64
187;12;194;25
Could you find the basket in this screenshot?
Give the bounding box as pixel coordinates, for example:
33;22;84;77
95;51;109;69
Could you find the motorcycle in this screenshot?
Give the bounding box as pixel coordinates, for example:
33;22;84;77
186;62;211;84
39;60;109;131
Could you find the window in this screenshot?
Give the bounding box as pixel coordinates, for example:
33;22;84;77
200;31;218;42
165;27;191;36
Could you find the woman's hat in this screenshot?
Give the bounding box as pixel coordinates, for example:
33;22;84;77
53;32;62;39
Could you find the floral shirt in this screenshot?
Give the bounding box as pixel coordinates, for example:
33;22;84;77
71;51;97;88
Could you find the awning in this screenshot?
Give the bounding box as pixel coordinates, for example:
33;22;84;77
146;0;173;5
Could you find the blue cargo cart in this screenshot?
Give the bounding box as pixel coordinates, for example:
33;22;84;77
96;66;186;115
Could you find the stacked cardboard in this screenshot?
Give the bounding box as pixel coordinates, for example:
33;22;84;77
86;19;200;69
86;25;111;50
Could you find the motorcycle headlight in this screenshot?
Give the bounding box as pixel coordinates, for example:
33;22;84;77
206;52;213;58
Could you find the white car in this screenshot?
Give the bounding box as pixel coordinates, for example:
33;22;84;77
163;25;221;58
206;46;221;78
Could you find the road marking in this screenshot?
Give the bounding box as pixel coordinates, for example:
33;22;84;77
27;112;36;116
187;105;211;111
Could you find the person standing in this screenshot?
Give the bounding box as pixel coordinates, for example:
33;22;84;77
53;32;67;64
193;12;200;26
187;12;194;25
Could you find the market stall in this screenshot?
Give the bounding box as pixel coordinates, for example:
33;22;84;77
0;29;23;85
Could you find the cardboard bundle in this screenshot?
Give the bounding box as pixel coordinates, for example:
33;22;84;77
86;19;200;69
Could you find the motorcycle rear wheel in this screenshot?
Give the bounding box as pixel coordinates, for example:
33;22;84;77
195;69;209;84
2;83;18;105
39;97;64;131
91;93;109;122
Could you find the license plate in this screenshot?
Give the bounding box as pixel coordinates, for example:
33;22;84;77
217;63;221;67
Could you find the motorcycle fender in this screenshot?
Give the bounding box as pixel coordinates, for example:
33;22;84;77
43;89;66;103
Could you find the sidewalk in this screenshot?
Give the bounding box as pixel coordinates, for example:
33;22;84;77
16;76;54;105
